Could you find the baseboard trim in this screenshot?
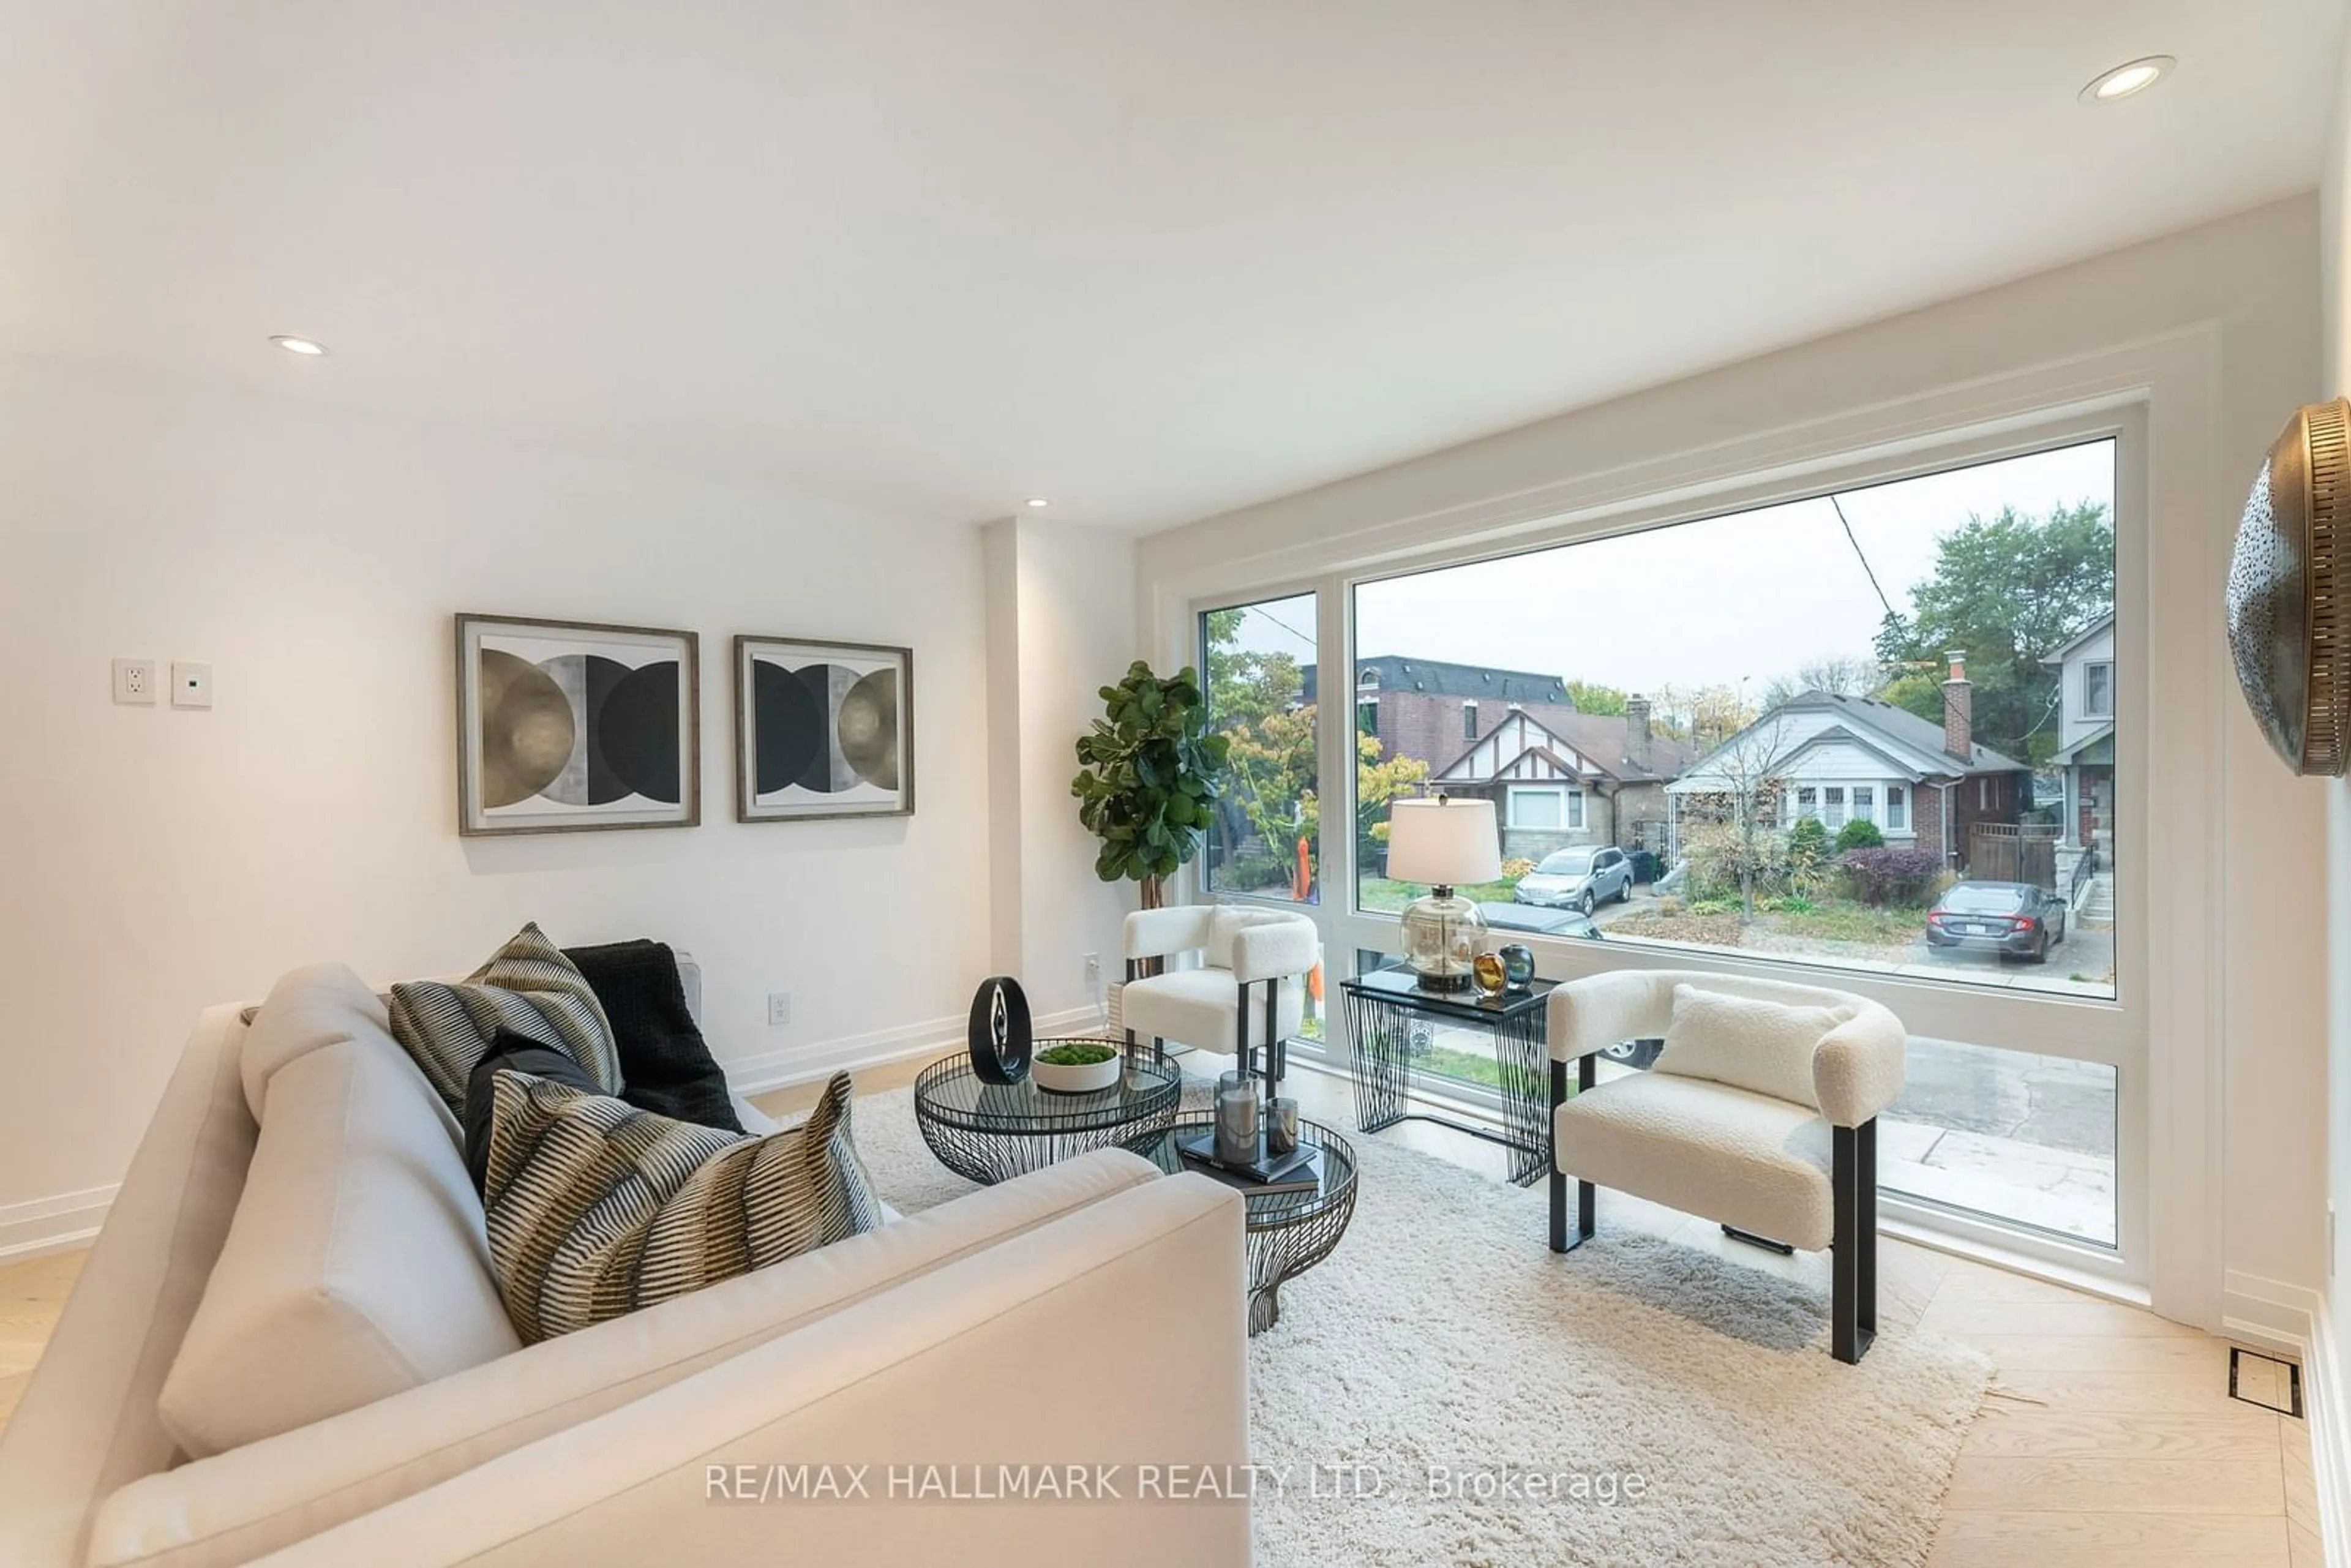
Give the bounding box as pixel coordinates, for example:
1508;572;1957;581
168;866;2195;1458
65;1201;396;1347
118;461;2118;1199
719;1003;1106;1097
2309;1297;2351;1568
2222;1270;2323;1361
0;1183;118;1262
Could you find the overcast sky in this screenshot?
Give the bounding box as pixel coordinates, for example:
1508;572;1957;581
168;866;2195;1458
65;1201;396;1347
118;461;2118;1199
1221;439;2115;696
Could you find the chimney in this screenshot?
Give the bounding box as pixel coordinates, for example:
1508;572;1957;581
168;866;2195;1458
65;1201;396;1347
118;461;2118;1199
1625;692;1654;773
1941;650;1972;760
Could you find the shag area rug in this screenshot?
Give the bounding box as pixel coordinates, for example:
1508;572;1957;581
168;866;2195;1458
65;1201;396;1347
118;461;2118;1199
850;1082;1990;1567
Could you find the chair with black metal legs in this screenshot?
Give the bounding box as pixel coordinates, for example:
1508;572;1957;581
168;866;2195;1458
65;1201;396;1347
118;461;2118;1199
1116;906;1318;1092
1543;969;1907;1364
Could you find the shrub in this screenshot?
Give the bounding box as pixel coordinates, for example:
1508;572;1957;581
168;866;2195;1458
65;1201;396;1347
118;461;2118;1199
1834;818;1886;853
1500;857;1537;880
1839;846;1944;906
1681;819;1790;904
1786;817;1829;858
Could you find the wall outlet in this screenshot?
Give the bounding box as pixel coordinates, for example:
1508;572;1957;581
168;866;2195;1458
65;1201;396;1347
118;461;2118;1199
113;658;159;705
171;661;214;708
767;991;792;1028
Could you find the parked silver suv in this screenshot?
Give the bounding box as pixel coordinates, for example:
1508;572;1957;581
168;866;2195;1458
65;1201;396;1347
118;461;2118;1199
1512;845;1634;915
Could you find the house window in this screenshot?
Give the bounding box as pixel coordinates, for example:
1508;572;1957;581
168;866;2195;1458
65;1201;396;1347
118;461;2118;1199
1978;776;1990;809
1463;703;1480;741
1823;787;1847;830
1885;784;1908;831
1507;786;1564;829
1796;786;1818;820
1357;700;1379;737
1566;787;1586;831
1853;785;1875;823
2083;660;2113;719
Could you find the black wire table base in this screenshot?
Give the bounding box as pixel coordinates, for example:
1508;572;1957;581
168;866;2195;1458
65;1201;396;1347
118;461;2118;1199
1123;1117;1358;1337
1341;987;1551;1187
912;1049;1183;1186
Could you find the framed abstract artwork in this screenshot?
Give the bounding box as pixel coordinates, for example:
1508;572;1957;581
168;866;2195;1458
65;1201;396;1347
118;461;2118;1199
734;635;914;822
454;613;700;836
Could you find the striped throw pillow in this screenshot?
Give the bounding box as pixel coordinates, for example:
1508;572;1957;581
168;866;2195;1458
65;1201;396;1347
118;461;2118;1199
481;1070;882;1341
388;923;623;1112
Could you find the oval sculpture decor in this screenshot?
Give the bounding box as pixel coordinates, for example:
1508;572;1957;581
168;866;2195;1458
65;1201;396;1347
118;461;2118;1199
967;976;1033;1085
2227;398;2350;776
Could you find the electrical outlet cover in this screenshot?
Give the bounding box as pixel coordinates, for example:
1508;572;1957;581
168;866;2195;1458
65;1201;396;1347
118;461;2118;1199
113;658;158;704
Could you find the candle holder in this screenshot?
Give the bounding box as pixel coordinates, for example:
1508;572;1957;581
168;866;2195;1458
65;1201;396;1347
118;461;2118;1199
1214;1071;1261;1166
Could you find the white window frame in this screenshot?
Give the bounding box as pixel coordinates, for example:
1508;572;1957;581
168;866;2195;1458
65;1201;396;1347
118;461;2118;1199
1823;785;1848;830
1885;782;1910;832
1147;364;2191;1318
1506;784;1565;830
1853;784;1876;823
1565;786;1586;831
2083;659;2115;719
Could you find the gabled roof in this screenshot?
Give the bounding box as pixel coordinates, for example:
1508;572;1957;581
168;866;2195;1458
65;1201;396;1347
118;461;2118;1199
1435;706;1692;784
2041;613;2116;667
2052;721;2115;766
1674;688;2029;787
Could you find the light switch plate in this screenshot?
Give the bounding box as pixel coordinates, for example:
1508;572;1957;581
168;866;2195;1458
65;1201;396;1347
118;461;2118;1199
113;658;159;704
171;661;214;708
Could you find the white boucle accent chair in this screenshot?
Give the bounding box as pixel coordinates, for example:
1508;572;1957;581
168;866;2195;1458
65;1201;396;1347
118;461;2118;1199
1545;969;1907;1364
1119;906;1318;1086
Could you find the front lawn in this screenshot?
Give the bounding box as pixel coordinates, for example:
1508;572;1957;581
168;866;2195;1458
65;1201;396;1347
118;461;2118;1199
1356;876;1523;913
1610;895;1929;956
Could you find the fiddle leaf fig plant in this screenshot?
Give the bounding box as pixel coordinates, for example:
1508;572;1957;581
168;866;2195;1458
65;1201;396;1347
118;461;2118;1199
1071;661;1228;907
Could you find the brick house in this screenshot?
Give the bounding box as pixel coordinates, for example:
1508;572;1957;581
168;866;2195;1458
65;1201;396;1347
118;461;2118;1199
1430;697;1695;863
1302;655;1581;771
1664;656;2028;869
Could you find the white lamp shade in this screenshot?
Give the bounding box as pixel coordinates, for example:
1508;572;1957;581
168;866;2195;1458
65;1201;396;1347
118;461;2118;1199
1384;797;1502;886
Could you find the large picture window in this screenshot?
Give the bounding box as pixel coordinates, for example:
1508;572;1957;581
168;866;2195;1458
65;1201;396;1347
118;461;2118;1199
1200;593;1319;902
1351;439;2117;1003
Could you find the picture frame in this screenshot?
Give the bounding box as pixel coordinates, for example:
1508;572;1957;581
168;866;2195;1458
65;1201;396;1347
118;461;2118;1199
734;634;915;822
454;613;700;837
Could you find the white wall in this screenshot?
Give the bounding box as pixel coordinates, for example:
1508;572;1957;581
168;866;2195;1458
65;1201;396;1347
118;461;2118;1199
1139;197;2328;1324
2320;15;2351;1517
0;354;1009;1247
989;518;1141;1019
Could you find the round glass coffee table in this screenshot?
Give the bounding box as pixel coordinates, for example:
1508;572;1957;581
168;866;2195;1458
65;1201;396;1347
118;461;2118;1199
913;1045;1183;1185
1122;1116;1358;1335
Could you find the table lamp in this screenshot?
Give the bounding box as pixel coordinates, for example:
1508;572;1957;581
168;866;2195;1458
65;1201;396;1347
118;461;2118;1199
1383;795;1501;992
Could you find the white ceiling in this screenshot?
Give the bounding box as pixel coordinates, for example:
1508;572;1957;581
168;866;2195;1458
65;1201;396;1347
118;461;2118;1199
2;2;2343;532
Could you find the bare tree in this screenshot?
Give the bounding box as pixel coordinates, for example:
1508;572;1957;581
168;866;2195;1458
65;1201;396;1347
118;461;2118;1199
1757;655;1886;712
1676;711;1809;921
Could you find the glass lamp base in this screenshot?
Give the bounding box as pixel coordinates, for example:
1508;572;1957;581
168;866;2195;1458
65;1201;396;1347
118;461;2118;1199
1398;888;1486;993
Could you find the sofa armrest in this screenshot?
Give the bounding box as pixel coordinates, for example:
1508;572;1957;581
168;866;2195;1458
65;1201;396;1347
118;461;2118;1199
88;1151;1167;1568
246;1176;1250;1568
1122;907;1213;963
1811;1003;1907;1128
1545;971;1670;1062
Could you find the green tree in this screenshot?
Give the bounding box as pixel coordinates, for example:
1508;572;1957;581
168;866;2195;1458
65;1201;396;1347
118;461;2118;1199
1355;735;1430;865
1563;680;1628;716
1873;501;2112;767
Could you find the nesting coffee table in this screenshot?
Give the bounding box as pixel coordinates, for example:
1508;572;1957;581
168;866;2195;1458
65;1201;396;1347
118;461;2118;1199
912;1046;1183;1185
1123;1116;1358;1335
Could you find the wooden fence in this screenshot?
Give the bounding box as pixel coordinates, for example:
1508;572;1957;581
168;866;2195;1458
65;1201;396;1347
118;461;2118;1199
1967;822;2059;889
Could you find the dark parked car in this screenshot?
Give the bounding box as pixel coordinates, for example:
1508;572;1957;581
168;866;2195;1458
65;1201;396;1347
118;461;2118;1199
1924;880;2069;963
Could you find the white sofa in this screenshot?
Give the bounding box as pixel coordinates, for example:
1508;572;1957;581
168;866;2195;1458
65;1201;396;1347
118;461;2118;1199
1544;969;1907;1364
0;957;1250;1567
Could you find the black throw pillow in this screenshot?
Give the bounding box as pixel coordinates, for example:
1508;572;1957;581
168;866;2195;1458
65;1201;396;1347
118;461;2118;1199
561;939;747;1135
462;1029;599;1196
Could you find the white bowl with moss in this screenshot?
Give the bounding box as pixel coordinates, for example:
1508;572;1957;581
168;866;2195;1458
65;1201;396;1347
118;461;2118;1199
1030;1040;1123;1094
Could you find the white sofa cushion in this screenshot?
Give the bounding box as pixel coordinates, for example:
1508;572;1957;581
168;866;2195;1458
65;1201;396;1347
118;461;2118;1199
1652;983;1850;1110
1553;1070;1836;1251
157;1031;520;1458
91;1150;1164;1568
1120;965;1305;1052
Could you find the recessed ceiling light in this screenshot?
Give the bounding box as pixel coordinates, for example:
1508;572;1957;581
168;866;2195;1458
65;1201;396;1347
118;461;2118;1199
269;334;329;356
1024;497;1051;508
2081;56;2174;104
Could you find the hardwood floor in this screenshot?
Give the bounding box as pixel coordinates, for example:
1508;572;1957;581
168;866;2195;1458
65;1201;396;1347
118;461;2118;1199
0;1052;2321;1567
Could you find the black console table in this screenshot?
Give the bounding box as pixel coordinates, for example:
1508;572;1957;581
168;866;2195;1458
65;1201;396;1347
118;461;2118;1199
1337;953;1553;1187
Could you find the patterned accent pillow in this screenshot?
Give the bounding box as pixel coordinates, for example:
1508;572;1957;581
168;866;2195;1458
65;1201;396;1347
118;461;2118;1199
388;923;623;1112
481;1070;882;1342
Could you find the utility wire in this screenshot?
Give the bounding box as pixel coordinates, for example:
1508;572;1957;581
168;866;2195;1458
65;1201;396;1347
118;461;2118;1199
1829;493;1896;621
